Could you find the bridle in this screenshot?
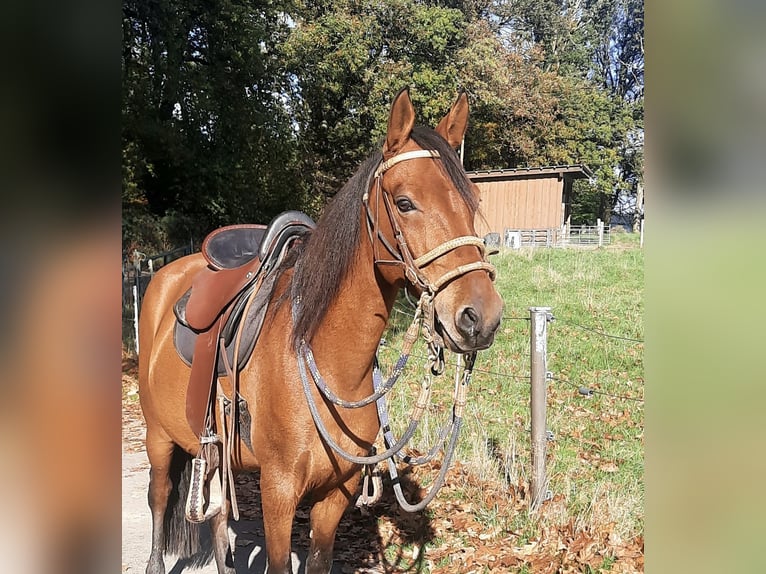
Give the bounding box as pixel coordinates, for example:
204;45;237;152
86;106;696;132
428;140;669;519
363;148;497;367
363;148;497;295
294;147;499;511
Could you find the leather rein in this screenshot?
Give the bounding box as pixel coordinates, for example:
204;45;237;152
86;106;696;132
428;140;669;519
295;148;498;511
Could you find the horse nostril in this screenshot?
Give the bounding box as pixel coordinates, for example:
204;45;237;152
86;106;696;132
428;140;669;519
457;306;481;336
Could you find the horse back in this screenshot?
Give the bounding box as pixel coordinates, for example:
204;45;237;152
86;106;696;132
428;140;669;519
138;253;208;350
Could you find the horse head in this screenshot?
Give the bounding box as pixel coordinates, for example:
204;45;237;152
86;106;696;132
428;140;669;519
367;88;504;352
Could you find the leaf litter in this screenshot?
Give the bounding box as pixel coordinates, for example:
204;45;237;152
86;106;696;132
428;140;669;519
122;361;643;573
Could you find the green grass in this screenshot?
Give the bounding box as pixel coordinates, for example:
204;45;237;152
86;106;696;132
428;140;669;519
377;237;644;545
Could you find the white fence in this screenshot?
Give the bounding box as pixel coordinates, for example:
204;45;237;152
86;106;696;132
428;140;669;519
494;220;612;249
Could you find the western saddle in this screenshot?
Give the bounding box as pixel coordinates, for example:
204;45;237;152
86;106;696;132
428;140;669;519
173;210;315;439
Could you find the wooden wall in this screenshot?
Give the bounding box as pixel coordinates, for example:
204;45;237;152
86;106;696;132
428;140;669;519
473;175;564;236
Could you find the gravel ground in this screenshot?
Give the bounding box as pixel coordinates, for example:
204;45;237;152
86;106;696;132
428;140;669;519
121;430;346;574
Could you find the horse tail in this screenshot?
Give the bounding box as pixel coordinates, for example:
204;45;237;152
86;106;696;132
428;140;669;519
163;446;213;566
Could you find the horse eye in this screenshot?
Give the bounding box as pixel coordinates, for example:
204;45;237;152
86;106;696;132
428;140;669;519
395;197;415;213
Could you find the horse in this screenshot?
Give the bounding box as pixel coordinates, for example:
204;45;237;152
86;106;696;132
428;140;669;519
137;88;504;574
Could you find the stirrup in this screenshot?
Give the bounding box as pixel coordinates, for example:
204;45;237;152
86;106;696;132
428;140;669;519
185;459;224;523
185;436;224;523
355;463;383;508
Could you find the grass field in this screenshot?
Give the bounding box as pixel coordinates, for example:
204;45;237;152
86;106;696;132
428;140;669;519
375;231;644;571
121;232;644;571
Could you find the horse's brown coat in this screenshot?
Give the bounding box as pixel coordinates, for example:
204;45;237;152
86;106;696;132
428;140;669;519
138;89;503;574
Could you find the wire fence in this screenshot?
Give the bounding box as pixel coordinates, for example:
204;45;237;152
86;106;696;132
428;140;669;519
387;301;643;509
122;245;193;352
555;318;644;343
389;301;644;404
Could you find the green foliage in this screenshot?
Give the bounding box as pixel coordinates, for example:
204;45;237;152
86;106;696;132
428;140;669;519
122;0;644;249
122;0;307;250
283;0;470;202
535;78;635;223
488;0;644;222
459;20;559;169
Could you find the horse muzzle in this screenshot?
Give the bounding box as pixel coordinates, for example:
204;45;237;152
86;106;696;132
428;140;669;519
435;298;503;353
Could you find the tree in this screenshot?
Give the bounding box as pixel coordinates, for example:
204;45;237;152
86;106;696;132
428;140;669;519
536;77;635;225
122;0;644;245
457;19;559;170
122;0;304;251
283;0;473;206
487;0;644;224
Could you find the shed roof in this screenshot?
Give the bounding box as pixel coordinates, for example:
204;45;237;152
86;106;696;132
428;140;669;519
466;164;593;182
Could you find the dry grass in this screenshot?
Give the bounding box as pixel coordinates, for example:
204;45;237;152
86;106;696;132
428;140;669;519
377;238;644;571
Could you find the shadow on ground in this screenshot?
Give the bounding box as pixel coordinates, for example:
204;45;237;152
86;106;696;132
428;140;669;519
164;468;436;573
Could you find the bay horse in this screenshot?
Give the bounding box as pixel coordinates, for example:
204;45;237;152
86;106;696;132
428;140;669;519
138;88;504;574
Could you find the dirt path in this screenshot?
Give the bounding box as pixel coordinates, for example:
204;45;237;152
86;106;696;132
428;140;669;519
121;405;358;573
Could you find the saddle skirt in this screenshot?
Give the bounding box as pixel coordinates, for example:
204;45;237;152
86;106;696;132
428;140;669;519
173;269;279;377
171;210;315;437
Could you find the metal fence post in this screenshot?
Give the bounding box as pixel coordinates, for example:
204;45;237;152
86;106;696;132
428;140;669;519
131;250;146;355
529;306;552;511
133;284;140;355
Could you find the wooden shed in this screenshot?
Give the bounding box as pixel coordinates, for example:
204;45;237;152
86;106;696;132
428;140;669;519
468;165;593;243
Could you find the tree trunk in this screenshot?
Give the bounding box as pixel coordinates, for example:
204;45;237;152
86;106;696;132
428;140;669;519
599;192;613;226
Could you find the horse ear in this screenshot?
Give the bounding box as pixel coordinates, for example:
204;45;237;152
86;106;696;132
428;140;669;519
436;91;469;150
384;88;416;158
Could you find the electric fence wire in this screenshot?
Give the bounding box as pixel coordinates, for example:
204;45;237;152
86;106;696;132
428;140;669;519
388;305;644;402
394;303;533;323
550;375;644;403
381;346;643;403
554;318;644;343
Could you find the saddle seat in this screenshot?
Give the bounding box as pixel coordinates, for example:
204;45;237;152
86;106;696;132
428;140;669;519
201;224;267;271
172;210;315;437
178;210;316;331
201;210;317;271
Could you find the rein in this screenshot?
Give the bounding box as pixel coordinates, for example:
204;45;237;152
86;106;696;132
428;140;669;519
295;296;475;510
296;148;496;511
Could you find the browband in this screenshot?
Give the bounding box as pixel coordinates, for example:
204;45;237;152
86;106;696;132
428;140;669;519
373;149;441;179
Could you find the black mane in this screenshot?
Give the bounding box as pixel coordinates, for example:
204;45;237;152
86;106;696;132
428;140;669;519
289;125;478;347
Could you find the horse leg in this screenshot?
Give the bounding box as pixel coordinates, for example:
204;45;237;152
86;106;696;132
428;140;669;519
260;471;299;574
145;433;175;574
305;480;356;574
208;498;235;574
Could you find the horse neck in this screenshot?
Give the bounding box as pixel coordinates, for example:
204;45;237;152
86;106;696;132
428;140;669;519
307;226;399;393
